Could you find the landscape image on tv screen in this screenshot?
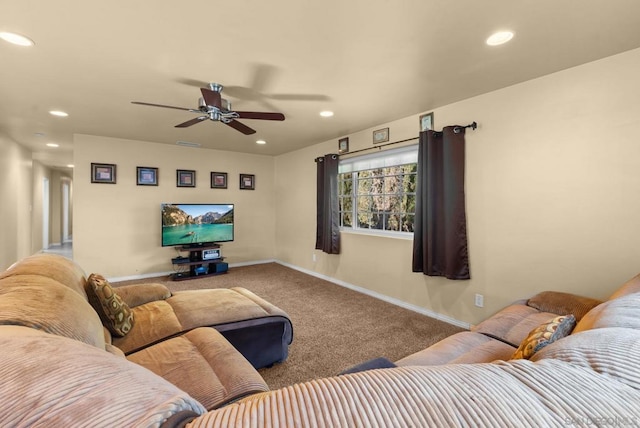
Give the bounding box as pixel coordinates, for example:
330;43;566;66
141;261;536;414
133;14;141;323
162;203;234;247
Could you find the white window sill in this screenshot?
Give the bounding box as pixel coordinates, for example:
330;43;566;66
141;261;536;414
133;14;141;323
340;228;414;241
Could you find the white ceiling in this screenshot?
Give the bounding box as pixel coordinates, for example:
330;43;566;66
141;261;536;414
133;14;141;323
3;0;640;169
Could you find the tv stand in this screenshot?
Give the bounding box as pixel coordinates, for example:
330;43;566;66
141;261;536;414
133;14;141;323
170;244;228;281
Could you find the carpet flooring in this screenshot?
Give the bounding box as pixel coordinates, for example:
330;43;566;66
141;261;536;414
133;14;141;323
116;262;465;390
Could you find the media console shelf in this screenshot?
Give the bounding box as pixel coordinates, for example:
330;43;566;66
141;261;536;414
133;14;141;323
170;244;228;281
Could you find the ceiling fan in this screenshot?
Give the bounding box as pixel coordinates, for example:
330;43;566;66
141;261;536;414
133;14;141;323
131;83;285;135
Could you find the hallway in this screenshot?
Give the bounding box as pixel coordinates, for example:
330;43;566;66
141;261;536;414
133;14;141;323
42;241;73;260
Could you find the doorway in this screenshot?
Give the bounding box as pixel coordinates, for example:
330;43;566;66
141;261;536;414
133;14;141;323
42;177;49;249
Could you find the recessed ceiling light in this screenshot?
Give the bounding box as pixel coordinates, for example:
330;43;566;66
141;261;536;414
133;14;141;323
67;164;74;168
486;31;514;46
256;140;267;145
320;111;334;117
0;31;35;47
46;143;59;148
49;110;69;117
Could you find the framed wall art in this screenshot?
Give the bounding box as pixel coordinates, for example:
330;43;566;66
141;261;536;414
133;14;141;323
136;166;158;186
91;163;116;184
176;169;196;187
240;173;255;190
373;127;389;144
338;137;349;154
211;172;228;189
420;112;434;131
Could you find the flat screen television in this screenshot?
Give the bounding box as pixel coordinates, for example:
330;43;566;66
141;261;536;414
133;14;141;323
161;203;234;247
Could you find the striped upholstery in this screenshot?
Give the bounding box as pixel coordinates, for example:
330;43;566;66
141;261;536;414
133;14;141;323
128;328;269;410
0;274;105;348
0;326;205;427
186;349;640;427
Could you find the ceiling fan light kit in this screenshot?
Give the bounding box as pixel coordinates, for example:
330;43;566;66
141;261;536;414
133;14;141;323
132;83;285;136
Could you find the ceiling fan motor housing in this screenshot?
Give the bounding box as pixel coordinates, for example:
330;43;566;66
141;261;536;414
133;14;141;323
198;96;231;111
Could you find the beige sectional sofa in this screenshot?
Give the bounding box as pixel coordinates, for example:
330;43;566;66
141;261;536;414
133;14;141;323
2;253;640;427
0;253;292;411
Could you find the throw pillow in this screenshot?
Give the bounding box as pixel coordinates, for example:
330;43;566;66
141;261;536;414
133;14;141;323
87;273;134;337
511;314;576;360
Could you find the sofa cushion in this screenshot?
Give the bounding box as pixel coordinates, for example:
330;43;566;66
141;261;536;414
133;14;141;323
527;291;601;321
0;325;205;427
111;300;184;354
87;274;134;337
574;292;640;333
512;314;576;360
167;288;271;331
127;327;269;410
395;331;516;366
472;304;560;347
0;274;105;349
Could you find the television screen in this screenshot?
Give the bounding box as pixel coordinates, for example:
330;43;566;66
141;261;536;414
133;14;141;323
162;203;234;247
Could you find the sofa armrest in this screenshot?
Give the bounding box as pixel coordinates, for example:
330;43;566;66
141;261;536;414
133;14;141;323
114;283;172;308
527;291;602;321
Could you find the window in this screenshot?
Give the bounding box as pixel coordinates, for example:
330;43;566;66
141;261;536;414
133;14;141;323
338;145;418;236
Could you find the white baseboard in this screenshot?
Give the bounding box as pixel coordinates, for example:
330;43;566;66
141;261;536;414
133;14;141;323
276;260;470;330
108;259;277;283
107;258;470;330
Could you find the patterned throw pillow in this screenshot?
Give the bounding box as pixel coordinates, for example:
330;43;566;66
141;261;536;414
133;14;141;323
512;314;576;360
87;273;134;337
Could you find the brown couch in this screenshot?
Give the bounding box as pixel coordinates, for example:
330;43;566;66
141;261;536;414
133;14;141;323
396;290;605;366
2;254;640;426
0;253;293;410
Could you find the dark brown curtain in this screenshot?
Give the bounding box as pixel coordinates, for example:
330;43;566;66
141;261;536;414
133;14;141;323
412;126;470;279
315;154;340;254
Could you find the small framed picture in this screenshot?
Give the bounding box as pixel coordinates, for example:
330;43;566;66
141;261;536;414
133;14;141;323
338;137;349;154
177;169;196;187
211;172;227;189
91;163;116;184
373;127;389;144
240;173;255;190
420;112;434;131
136;166;158;186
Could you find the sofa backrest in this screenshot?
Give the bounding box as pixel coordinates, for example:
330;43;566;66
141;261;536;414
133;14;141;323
0;253;89;300
574;292;640;333
0;254;105;348
609;272;640;300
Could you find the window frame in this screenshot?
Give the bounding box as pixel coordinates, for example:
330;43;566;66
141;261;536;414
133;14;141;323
338;144;418;240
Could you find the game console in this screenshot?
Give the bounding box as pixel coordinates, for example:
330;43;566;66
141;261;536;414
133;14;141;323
202;248;221;260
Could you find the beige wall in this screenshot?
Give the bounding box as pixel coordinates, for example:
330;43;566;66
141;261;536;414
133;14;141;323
275;47;640;325
73;135;276;277
6;48;639;326
0;133;34;270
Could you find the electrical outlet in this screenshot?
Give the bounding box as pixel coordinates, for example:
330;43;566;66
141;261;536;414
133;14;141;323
474;293;484;308
312;253;317;262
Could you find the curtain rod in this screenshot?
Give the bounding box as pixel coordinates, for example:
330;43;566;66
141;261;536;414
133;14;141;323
339;136;419;157
339;121;477;158
453;121;477;133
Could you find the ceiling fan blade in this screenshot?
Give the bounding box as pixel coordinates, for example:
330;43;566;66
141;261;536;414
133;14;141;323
225;119;256;135
131;101;195;112
175;116;208;128
235;111;285;121
200;88;222;108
